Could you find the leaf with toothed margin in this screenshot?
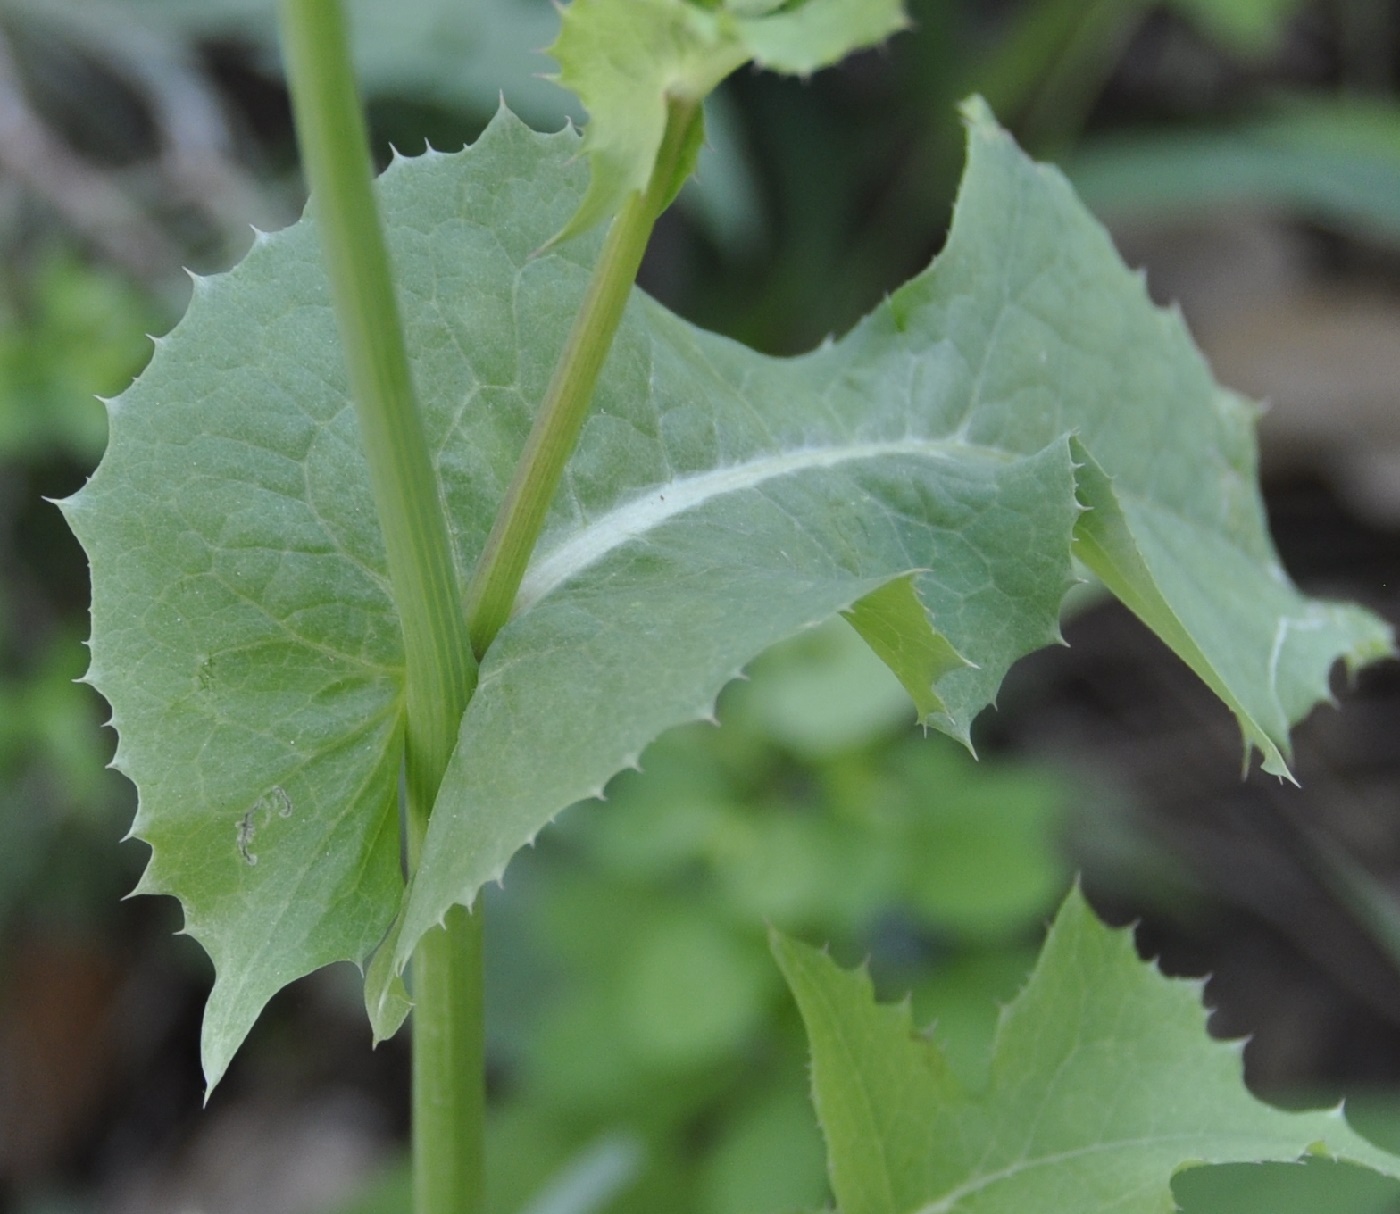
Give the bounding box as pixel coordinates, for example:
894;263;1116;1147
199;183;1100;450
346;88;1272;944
1069;435;1386;777
384;99;1390;994
772;887;1400;1214
545;0;909;245
64;98;1391;1078
63;236;409;1090
842;575;970;726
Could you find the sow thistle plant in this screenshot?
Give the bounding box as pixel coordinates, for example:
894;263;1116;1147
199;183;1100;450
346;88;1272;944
61;0;1400;1211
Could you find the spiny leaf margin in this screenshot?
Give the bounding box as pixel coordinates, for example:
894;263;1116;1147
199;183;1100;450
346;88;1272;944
772;887;1400;1214
62;98;1393;1078
59;223;413;1089
391;99;1391;984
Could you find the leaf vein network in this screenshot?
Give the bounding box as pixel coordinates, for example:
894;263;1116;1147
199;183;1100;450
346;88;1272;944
176;567;399;678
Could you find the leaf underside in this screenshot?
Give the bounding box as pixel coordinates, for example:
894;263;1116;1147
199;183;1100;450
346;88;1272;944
62;101;1392;1084
772;888;1400;1214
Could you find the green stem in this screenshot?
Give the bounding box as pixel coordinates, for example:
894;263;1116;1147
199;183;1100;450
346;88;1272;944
465;98;703;657
410;903;485;1213
277;0;476;792
277;3;482;1212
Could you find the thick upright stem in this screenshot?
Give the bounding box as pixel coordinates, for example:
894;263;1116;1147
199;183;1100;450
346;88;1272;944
409;903;485;1213
465;99;702;656
278;0;476;796
277;3;482;1212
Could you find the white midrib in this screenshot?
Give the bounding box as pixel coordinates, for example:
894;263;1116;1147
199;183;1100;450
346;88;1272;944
514;435;991;614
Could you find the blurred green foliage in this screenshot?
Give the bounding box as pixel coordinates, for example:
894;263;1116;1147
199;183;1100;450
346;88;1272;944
1068;95;1400;243
333;621;1072;1214
1177;1161;1400;1214
1170;0;1304;53
0;254;158;937
0;254;154;463
480;622;1071;1213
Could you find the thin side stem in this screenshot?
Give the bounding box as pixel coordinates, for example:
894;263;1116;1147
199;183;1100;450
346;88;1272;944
277;4;482;1212
465;99;702;657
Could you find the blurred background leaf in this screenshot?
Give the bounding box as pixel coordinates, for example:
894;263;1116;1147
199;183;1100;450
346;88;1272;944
1068;97;1400;245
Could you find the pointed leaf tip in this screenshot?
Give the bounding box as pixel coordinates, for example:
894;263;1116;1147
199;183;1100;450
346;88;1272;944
780;889;1400;1214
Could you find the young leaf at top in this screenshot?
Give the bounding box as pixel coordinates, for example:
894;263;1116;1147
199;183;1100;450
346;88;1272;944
546;0;909;245
64;98;1391;1081
772;888;1400;1214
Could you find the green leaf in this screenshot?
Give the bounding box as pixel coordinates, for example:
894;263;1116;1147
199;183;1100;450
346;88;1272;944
62;227;410;1086
1070;436;1384;776
1175;1158;1400;1214
771;888;1400;1214
401;98;1390;976
546;0;909;243
841;577;969;726
65;101;1390;1077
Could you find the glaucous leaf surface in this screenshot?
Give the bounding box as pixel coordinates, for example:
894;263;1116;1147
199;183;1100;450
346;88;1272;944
772;888;1400;1214
65;102;1390;1082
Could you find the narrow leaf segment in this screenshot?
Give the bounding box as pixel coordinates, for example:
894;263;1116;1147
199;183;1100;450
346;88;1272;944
842;576;970;724
772;889;1400;1214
